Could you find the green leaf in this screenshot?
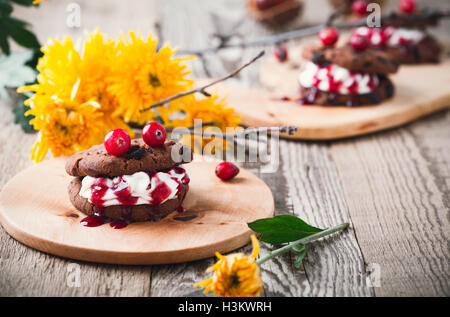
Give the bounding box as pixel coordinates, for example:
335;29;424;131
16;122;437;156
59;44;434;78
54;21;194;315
248;214;323;244
9;0;36;6
292;243;305;253
0;0;13;17
0;50;36;100
294;247;307;269
3;17;40;49
0;30;10;55
26;47;42;69
5;16;30;28
13;94;35;133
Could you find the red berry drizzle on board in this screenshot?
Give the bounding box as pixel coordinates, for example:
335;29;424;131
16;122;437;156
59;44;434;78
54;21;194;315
80;167;190;229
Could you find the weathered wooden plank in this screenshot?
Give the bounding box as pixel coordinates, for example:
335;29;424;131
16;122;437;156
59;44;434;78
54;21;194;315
330;116;450;296
0;0;163;296
2;0;448;297
151;0;250;296
0;96;153;298
153;0;371;297
276;140;373;296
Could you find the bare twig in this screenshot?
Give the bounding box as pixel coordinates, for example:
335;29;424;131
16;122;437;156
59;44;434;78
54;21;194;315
166;121;214;132
325;6;347;26
140;50;265;112
177;9;450;56
171;126;298;139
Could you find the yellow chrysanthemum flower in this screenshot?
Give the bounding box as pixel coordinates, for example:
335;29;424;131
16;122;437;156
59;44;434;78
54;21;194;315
25;92;104;162
107;31;194;124
18;30;134;162
78;30;133;135
24;36;83;98
169;94;241;153
194;235;263;297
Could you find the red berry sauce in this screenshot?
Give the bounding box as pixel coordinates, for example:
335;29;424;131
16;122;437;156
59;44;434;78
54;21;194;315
80;215;105;227
80;167;190;229
274;45;288;62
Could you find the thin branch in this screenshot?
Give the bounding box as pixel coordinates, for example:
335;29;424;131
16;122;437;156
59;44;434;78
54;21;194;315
325;6;347;26
170;126;298;139
177;9;450;56
140;50;265;112
165;121;215;132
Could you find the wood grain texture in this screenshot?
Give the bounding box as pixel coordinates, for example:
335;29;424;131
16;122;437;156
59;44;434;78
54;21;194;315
0;158;273;264
277;141;373;296
330;120;450;296
1;0;449;297
157;0;372;297
229;58;450;140
0;98;153;296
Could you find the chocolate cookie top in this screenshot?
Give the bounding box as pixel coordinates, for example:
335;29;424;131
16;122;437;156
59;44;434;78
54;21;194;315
301;44;399;75
65;139;192;177
381;11;440;29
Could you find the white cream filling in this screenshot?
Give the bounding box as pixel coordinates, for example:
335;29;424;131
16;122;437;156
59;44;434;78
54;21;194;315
80;169;186;207
298;61;378;95
387;28;424;46
354;26;425;47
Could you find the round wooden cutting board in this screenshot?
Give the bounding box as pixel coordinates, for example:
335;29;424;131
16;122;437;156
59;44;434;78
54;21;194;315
205;58;450;140
0;157;274;265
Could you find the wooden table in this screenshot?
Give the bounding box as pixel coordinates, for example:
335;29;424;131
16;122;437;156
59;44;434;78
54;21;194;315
1;0;449;297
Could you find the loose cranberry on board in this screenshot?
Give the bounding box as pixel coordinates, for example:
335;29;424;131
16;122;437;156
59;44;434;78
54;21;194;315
274;44;288;62
215;162;240;181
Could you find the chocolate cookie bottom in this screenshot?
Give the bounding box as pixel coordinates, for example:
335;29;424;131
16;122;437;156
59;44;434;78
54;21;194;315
68;177;188;222
299;75;394;107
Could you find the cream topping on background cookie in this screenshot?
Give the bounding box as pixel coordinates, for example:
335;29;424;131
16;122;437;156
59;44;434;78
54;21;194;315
387;28;424;46
353;26;425;47
298;61;379;95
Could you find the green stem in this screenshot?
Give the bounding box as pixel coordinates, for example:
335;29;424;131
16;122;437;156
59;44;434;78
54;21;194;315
256;222;349;265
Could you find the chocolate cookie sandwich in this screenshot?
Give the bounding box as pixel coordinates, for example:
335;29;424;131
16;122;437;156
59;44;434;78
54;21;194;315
247;0;303;26
65;122;192;227
298;26;398;107
349;0;443;64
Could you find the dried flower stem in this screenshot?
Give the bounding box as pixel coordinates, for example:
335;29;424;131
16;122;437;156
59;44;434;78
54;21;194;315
165;121;215;132
256;222;350;266
140;50;265;112
170;125;298;139
177;9;450;56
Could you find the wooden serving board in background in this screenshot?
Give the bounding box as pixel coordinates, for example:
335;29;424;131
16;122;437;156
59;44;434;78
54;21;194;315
0;157;274;265
209;59;450;140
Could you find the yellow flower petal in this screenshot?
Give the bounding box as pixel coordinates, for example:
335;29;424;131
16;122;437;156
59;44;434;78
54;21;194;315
194;235;263;297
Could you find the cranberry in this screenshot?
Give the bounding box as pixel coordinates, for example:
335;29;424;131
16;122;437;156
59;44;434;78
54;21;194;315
318;27;339;47
350;33;370;51
370;28;390;48
215;162;239;181
399;0;416;14
142;122;167;147
352;0;368;16
274;45;288;62
104;129;131;157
